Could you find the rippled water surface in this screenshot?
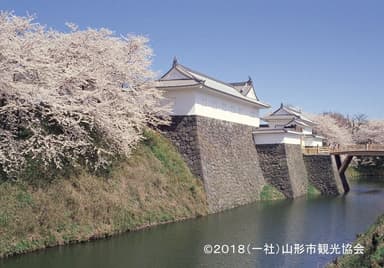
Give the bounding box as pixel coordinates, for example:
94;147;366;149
2;180;384;268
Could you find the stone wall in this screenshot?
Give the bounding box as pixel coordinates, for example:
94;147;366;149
195;116;265;213
161;116;203;178
162;115;343;213
255;144;308;198
303;155;344;195
254;144;292;197
163;115;266;213
285;144;309;197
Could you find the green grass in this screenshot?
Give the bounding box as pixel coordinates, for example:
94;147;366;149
260;184;285;200
142;129;193;180
307;183;321;197
0;129;207;258
327;214;384;268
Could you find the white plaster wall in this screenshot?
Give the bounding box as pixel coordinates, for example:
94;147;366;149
283;135;302;145
163;87;261;127
268;119;292;128
302;127;313;135
304;137;323;147
253;132;301;145
163;89;197;115
246;89;257;99
194;91;260;127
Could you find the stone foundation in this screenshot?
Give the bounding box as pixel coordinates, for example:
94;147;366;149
303;155;344;195
162;115;265;213
255;144;308;198
162;115;343;213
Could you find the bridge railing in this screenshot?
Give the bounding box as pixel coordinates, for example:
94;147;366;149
330;144;384;153
302;147;330;155
303;144;384;155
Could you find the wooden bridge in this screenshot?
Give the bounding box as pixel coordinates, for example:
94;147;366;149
303;144;384;193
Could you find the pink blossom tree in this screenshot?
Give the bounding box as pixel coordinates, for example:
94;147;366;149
0;12;169;180
309;114;353;145
353;120;384;144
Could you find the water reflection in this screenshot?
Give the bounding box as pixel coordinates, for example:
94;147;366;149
2;180;384;268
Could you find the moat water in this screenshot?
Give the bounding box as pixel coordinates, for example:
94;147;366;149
2;180;384;268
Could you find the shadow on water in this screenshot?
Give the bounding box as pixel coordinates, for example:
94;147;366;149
2;180;384;268
353;189;382;194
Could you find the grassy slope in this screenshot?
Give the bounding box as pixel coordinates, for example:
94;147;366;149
327;168;384;267
0;130;207;258
0;128;334;258
327;214;384;268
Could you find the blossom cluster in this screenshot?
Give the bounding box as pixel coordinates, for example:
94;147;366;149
0;12;169;180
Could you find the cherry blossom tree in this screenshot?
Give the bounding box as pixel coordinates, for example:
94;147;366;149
351;113;368;134
353;120;384;144
351;120;384;168
310;113;384;169
0;12;169;180
309;114;353;145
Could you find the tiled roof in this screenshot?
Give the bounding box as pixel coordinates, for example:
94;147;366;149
157;59;270;108
263;103;315;125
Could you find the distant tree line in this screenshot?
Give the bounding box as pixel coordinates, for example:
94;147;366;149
310;112;384;169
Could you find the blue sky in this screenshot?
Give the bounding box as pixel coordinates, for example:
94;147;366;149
2;0;384;118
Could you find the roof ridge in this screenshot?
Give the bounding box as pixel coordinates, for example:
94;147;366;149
283;105;302;114
158;60;270;108
173;64;203;82
176;63;262;102
176;63;246;94
229;81;249;85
